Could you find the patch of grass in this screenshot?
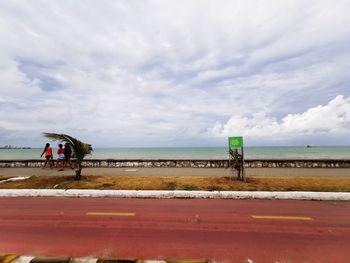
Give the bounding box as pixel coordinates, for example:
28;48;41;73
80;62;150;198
99;183;114;189
182;184;198;191
206;185;223;191
163;181;178;190
285;187;296;191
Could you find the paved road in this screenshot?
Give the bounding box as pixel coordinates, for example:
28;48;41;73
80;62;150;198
0;197;349;262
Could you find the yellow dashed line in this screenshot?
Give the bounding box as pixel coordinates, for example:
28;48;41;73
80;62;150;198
252;215;313;221
86;212;136;216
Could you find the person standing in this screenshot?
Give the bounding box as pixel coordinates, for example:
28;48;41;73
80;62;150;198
56;143;65;171
64;143;74;169
40;143;53;169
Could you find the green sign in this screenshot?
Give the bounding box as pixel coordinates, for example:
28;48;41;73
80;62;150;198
229;136;243;148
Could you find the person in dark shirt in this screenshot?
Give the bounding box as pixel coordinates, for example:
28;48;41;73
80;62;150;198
64;143;74;169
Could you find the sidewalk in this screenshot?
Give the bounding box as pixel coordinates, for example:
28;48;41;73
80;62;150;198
1;167;350;177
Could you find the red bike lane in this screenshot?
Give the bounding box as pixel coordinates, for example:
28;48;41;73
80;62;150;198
0;197;349;262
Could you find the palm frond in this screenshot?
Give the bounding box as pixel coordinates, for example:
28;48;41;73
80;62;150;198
43;133;91;162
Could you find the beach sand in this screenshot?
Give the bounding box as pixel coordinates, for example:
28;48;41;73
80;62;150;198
1;167;350;178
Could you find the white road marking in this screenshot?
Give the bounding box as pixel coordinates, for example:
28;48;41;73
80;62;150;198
252;215;313;221
86;212;136;216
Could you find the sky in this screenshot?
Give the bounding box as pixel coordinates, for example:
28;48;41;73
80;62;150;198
0;0;349;147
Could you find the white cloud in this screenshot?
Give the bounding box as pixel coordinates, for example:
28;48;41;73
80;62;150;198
208;95;350;140
0;1;349;146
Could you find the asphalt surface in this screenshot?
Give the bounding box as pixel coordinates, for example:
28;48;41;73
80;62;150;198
0;197;349;262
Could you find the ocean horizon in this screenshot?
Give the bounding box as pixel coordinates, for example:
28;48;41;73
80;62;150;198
0;146;350;160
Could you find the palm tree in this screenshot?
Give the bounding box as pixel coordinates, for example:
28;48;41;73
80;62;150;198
43;133;92;180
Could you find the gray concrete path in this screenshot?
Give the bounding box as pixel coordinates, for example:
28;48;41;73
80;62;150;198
1;167;350;177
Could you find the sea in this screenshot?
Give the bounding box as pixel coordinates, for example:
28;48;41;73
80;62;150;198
0;146;349;160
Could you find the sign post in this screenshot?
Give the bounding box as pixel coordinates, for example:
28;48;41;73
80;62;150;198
228;136;245;181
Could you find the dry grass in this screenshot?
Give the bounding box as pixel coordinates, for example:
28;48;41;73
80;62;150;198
0;175;349;192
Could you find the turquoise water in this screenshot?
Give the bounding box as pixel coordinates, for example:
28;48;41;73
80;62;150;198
0;146;349;160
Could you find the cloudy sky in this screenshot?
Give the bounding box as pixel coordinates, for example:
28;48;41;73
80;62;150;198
0;0;349;147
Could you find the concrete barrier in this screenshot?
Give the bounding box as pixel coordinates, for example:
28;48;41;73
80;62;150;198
0;189;349;201
1;159;350;168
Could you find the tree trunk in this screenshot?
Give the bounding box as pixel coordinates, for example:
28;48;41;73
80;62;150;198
75;162;82;180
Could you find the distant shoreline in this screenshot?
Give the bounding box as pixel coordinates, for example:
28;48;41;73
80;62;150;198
0;147;31;149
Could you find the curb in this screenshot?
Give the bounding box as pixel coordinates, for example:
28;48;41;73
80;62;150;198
0;189;349;200
0;255;209;263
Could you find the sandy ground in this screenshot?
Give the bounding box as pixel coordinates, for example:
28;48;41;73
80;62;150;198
0;167;350;177
1;168;349;192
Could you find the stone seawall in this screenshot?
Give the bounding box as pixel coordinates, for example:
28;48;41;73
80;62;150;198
1;159;350;168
